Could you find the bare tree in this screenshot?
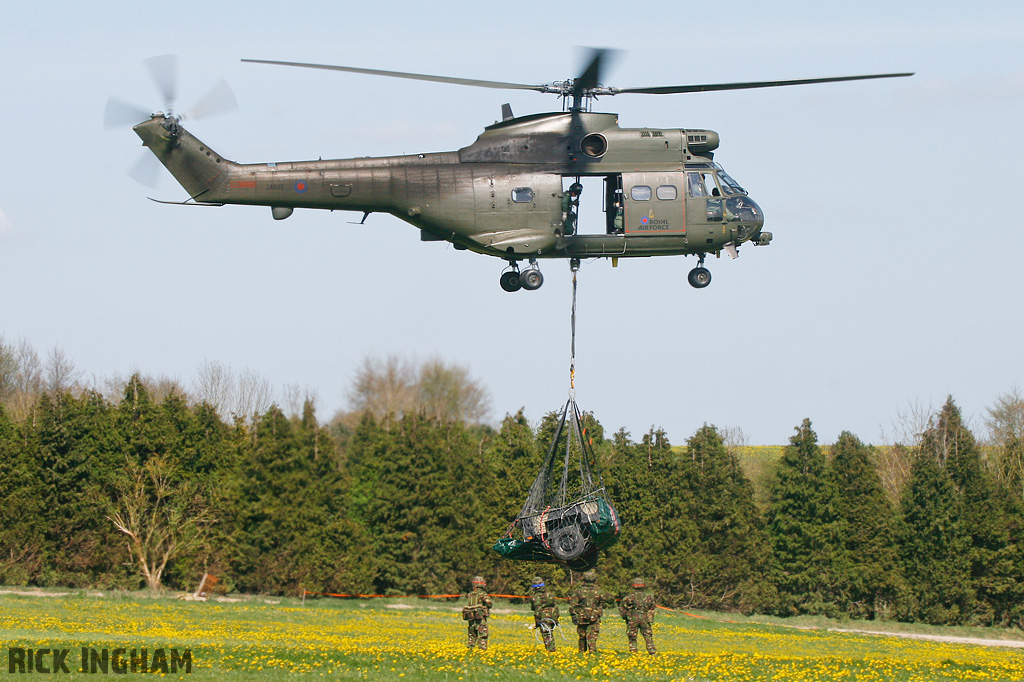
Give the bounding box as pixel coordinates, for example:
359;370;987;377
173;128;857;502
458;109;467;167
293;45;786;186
0;336;16;405
346;355;492;424
720;425;750;451
43;346;83;397
985;387;1024;446
190;361;272;424
347;355;418;420
418;357;491;424
234;368;273;422
108;455;213;590
875;399;936;503
281;383;318;420
96;371;186;405
985;388;1024;498
2;338;43;421
191;360;235;417
881;399;935;448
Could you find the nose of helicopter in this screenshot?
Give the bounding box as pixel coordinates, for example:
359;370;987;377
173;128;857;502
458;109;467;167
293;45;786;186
741;196;772;246
724;195;765;244
728;195;763;226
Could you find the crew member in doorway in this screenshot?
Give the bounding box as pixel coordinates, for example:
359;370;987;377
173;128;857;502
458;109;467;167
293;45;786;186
562;182;582;235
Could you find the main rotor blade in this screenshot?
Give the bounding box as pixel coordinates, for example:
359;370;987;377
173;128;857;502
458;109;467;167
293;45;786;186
145;54;178;110
574;48;608;94
614;72;914;95
242;58;550;92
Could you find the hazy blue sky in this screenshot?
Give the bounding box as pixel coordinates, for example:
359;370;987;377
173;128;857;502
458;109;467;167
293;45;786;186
1;0;1021;444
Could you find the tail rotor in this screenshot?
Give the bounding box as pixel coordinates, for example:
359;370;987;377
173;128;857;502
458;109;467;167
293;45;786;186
105;55;237;187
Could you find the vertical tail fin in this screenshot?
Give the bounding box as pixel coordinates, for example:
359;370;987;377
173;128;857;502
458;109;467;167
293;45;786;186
132;115;233;201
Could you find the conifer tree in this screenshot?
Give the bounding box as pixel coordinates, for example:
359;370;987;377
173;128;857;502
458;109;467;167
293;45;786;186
483;409;545;593
830;431;904;619
36;390;126;587
348;412;490;596
898;446;971;624
603;427;697;601
925;397;1019;625
0;404;47;585
684;424;777;613
767;418;842;616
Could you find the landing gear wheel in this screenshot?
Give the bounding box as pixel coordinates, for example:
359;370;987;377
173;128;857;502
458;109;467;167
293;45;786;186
500;271;522;292
521;269;544;290
688;267;712;289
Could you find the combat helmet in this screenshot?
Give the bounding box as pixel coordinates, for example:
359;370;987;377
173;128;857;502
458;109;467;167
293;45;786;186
568;182;583;194
632;576;646;589
531;576;545;589
583;570;597;583
471;575;486;587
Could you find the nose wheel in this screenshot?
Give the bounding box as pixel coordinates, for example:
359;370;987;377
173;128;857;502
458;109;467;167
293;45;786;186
688;267;712;288
499;260;544;292
687;255;712;289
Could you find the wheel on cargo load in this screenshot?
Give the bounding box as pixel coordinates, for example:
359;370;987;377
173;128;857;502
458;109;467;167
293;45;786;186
547;524;585;561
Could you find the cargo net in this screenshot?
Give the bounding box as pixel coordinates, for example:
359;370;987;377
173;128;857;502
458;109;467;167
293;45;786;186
493;396;620;570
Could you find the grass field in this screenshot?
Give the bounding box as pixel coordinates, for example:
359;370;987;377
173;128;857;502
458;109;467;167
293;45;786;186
2;591;1023;681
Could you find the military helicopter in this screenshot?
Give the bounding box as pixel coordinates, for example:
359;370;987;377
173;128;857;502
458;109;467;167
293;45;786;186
108;51;911;292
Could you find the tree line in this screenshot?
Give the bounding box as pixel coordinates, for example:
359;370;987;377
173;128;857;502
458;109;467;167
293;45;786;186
2;341;1024;627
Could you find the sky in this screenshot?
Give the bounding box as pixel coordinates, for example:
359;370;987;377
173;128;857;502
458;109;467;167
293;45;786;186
1;0;1022;445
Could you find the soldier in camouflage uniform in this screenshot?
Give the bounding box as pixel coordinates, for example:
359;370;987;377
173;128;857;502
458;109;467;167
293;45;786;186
568;570;616;653
462;575;493;650
619;576;657;654
529;576;559;651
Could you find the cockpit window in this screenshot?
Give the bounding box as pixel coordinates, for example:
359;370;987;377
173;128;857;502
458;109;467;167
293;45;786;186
686;172;718;198
714;164;747;195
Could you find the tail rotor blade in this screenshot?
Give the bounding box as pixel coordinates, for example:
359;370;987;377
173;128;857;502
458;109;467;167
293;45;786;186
144;54;179;112
127;152;164;188
182;79;238;121
104;97;152;128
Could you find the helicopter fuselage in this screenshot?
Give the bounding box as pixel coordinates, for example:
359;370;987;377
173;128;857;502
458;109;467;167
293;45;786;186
133;109;770;286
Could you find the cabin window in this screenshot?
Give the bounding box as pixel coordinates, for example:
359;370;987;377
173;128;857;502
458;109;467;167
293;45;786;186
630;185;652;201
656;185;678;200
511;187;535;203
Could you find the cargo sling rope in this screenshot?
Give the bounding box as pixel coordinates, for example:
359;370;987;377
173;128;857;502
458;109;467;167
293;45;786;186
493;264;620;569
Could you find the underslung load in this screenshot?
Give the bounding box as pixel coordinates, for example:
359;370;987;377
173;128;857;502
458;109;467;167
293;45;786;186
493;397;620;570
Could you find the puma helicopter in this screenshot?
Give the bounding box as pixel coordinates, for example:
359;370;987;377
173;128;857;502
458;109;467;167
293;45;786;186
109;51;911;292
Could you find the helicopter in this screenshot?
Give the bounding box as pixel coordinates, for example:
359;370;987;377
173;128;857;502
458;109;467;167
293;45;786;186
108;51;911;292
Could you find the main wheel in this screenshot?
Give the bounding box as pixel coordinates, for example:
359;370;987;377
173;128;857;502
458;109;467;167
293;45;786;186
521;269;544;290
500;271;522;292
688;267;712;289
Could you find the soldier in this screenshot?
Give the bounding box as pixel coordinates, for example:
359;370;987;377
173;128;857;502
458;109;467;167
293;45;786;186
561;182;583;235
529;576;559;651
462;575;493;650
568;570;615;653
619;576;657;654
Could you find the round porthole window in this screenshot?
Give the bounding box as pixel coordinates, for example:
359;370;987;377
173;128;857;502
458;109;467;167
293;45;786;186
580;133;607;158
